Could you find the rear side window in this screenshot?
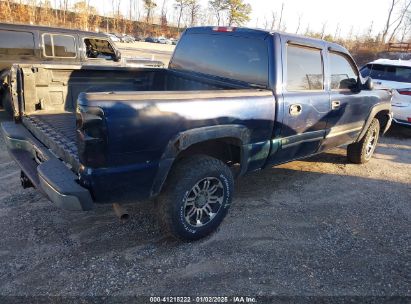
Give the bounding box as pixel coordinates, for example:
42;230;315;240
287;45;323;91
366;64;411;83
0;30;35;56
42;34;76;58
170;33;269;86
330;52;358;90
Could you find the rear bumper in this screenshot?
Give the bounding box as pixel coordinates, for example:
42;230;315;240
1;122;94;211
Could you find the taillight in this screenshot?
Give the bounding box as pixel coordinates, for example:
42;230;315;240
76;105;107;168
408;118;411;122
212;26;236;32
398;90;411;96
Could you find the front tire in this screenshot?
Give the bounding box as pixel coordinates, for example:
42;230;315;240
347;118;380;164
158;155;234;241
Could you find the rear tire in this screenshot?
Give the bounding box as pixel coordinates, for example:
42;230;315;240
158;155;234;241
347;118;380;164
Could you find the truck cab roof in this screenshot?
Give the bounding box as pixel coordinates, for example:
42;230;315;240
0;22;109;38
185;26;349;55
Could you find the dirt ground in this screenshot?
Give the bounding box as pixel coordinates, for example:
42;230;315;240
0;106;410;298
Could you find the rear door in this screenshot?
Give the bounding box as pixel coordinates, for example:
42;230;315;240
269;40;330;164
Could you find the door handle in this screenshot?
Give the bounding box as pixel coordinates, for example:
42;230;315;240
289;104;302;116
331;100;341;110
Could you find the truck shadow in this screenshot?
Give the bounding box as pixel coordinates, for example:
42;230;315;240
385;123;411;139
54;157;410;255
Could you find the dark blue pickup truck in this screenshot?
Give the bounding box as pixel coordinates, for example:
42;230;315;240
1;27;392;240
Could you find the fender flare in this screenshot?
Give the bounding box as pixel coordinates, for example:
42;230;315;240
150;125;251;197
356;102;392;142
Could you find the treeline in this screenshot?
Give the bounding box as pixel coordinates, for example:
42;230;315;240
0;0;253;37
0;0;180;37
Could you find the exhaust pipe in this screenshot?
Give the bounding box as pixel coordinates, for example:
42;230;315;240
112;203;130;222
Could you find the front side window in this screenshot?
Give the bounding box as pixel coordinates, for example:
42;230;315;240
330;52;358;90
42;34;76;58
287;45;324;91
0;30;35;56
84;38;116;60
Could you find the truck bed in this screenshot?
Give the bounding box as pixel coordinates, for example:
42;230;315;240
17;65;252;171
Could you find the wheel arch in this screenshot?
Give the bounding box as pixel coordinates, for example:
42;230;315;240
150;125;250;197
356;103;392;142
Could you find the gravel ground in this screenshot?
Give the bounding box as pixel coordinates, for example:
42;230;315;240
0;108;410;298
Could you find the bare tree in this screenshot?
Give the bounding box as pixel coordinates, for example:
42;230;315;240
73;1;89;30
160;0;168;19
400;11;411;42
269;11;276;31
175;0;189;30
209;0;226;26
334;23;341;40
144;0;157;24
381;0;401;42
320;21;327;39
295;13;302;34
277;2;284;31
365;20;374;40
304;24;310;35
62;0;69;25
388;0;411;41
187;0;201;26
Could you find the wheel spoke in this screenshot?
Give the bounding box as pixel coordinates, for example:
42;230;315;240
192;184;201;196
186;207;196;219
203;179;210;191
203;204;213;216
196;209;203;225
208;184;218;195
209;195;222;203
185;196;195;206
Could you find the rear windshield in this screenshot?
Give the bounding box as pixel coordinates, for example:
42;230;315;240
170;33;269;86
360;64;411;83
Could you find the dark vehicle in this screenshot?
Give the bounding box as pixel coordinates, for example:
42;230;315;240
0;23;166;113
145;37;158;43
1;27;392;241
0;23;122;70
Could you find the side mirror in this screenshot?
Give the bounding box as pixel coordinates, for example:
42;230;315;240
339;78;358;91
114;50;122;62
364;77;374;90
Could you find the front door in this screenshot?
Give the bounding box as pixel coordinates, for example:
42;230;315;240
269;42;330;165
320;51;373;150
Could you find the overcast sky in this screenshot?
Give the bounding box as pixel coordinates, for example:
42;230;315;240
91;0;401;38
